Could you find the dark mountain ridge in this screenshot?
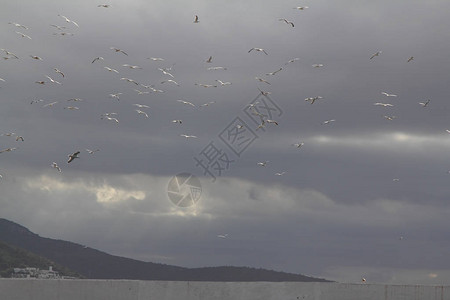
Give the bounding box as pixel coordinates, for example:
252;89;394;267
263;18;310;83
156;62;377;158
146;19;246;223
0;218;330;282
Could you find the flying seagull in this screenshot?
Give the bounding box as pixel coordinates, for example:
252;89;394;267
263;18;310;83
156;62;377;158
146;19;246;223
195;83;217;88
31;99;44;104
278;18;294;27
104;116;119;123
248;48;268;55
133;104;150;108
322;119;336;125
92;56;104;63
53;31;74;37
207;66;227;71
374;102;393;107
120;77;139;85
215;80;232;86
133;89;150;95
177;100;196;107
0;49;19;59
10;135;22;142
158;68;174;78
305;96;323;104
1;132;15;137
293;6;309;10
249;106;264;118
86;149;100;154
161;79;179;86
53;68;65;77
255;77;270;85
292;142;304;148
42;101;58;107
370;51;382;59
266;68;282;76
180;134;197;139
30;55;43;60
200;101;216;107
16;32;32;39
285;58;299;65
51;24;66;31
104;66;119;73
419;99;430;107
45;75;61;85
135;110;149;118
407;56;414;62
67;151;80;163
0;147;17;153
257;88;271;96
51;162;61;172
109;93;122;100
266;119;279;125
110;47;128;56
9;22;28;30
381;92;397;97
256;120;266;131
58;15;79;27
101;112;117;118
122;64;142;69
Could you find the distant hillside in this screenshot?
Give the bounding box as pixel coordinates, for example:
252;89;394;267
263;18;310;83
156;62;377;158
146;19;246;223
0;218;330;282
0;240;81;278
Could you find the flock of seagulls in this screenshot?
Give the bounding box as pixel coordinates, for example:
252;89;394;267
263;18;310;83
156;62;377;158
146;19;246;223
0;5;442;183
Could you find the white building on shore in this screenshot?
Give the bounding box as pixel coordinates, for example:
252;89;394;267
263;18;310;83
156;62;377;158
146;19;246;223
12;266;61;279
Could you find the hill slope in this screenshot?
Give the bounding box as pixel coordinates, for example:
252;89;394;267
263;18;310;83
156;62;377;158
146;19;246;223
0;218;330;282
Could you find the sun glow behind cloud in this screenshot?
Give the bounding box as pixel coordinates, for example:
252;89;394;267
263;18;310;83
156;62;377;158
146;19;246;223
25;175;146;204
95;185;145;203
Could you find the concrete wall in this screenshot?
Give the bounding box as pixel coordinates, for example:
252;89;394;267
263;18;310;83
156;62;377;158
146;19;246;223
0;279;449;300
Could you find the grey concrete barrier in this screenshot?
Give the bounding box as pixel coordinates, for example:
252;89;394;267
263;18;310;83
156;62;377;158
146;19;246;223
0;279;448;300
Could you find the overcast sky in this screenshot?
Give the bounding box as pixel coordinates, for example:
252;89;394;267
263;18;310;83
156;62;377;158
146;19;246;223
1;0;450;285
